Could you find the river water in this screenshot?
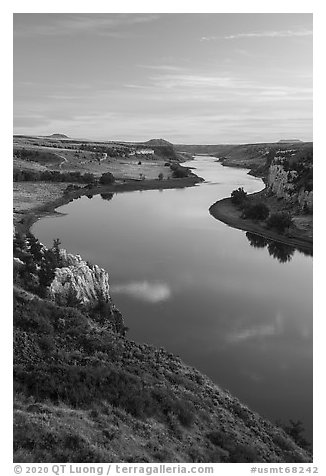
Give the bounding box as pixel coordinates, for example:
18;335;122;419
32;156;313;439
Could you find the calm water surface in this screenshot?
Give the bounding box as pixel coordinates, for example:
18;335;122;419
32;157;313;439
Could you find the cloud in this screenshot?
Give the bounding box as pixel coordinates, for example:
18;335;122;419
111;281;171;303
148;73;240;91
143;73;311;104
14;13;160;38
226;312;284;343
227;325;277;343
201;29;312;41
137;64;186;72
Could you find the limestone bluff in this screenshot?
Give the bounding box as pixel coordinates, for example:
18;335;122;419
49;248;126;335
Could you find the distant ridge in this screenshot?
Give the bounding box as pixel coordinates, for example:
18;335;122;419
46;133;69;139
278;139;302;143
144;138;173;146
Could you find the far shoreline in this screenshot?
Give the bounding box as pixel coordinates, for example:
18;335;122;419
15;173;203;235
15;155;313;255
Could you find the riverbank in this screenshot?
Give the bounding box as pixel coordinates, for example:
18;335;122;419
14;174;203;235
209;190;313;253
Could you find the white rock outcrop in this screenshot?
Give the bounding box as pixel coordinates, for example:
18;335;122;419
298;188;313;210
267;162;313;212
267;164;297;201
49;249;111;305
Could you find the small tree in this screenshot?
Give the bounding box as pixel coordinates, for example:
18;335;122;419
266;212;293;233
282;420;311;451
26;233;43;263
19;252;38;286
99;172;115;185
172;167;188;178
13;232;26;254
52;238;62;267
231;187;247;205
82;172;95;184
38;249;57;297
242;202;270;221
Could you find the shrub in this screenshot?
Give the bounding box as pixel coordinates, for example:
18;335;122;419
99;172;115;185
206;430;227;447
26;233;44;262
242;202;269;221
64;184;81;194
13;232;26;254
81;173;95;184
266;212;293;233
14;148;61;166
231;187;247;205
14;169;97;184
228;443;260;463
282;420;311;451
206;431;260;462
37;249;57;296
14;360;195;428
52;238;62;267
158;173;164;180
171;165;188;178
302;203;312;215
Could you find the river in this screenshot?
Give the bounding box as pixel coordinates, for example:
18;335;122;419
32;156;313;440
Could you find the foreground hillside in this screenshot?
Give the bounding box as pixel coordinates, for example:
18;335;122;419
13;235;312;463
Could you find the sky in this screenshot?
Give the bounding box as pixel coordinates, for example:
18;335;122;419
13;13;313;144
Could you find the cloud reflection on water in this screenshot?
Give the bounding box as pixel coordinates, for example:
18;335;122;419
226;312;284;343
111;280;171;303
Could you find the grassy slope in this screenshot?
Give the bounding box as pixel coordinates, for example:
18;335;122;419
13;135;179;184
13;287;311;463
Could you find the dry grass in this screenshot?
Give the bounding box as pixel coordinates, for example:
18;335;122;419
13;182;69;213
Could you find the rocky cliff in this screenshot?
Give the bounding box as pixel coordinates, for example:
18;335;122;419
49;249;125;334
267;150;313;212
50;250;111;305
13;230;125;335
268;164;297;200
